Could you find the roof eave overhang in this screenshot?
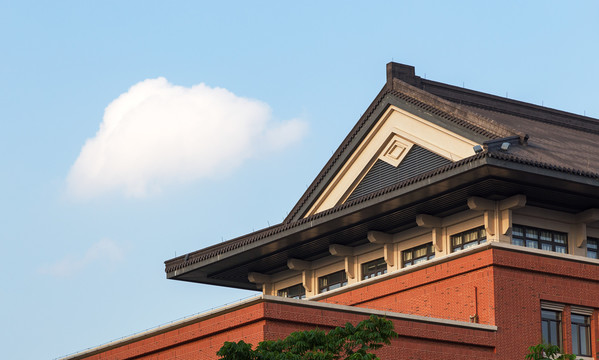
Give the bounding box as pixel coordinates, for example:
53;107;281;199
166;156;599;289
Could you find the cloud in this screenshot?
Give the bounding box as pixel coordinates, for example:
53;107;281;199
40;238;125;277
67;78;308;199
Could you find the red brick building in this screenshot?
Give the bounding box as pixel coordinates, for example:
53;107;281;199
64;63;599;360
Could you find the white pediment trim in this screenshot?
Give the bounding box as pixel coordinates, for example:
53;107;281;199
304;106;480;217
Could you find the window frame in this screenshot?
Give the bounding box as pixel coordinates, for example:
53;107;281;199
587;237;598;259
277;283;306;299
512;225;568;254
402;242;435;267
450;227;487;252
318;270;348;293
541;309;563;349
361;257;387;279
571;312;592;357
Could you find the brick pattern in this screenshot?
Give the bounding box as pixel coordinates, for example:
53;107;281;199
70;248;599;360
319;251;496;325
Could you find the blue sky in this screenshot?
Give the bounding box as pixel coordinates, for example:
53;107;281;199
1;1;598;359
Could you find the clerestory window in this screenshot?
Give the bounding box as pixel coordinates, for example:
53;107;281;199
318;270;347;293
512;225;567;254
277;283;306;299
451;227;486;252
402;242;435;267
362;258;387;279
587;237;598;259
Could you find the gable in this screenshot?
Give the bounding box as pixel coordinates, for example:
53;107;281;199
304;105;480;217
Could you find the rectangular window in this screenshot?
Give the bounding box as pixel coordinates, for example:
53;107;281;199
512;225;568;254
451;227;486;252
571;313;591;357
277;283;306;299
318;270;347;293
541;309;562;349
402;242;435;267
362;258;387;279
587;237;598;259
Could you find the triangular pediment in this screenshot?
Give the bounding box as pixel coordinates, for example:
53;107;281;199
303;105;480;217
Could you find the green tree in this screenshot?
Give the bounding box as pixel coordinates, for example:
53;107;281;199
217;315;398;360
525;343;577;360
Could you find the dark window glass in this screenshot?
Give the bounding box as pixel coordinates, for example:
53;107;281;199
277;283;306;299
541;310;562;349
319;270;347;293
362;258;387;279
402;243;435;267
571;314;591;357
451;227;486;252
587;238;598;259
512;225;568;254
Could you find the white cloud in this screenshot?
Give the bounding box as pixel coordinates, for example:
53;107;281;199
67;78;308;199
40;238;125;277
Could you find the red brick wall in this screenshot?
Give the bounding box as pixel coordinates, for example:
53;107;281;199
317;248;599;359
319;250;496;325
491;249;599;359
261;303;496;360
70;247;599;360
75;302;268;360
70;299;497;360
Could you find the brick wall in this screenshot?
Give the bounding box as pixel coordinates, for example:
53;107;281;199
491;249;599;359
66;247;599;360
318;250;496;325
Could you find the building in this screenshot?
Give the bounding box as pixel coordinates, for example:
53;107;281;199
64;63;599;360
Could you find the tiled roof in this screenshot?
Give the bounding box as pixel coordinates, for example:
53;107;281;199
164;63;599;275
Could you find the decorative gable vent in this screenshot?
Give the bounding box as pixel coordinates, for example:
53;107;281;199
346;145;451;202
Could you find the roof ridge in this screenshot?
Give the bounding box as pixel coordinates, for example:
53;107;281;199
464;103;599;135
421;78;599;134
389;79;525;140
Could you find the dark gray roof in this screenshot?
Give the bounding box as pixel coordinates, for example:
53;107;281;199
164;63;599;289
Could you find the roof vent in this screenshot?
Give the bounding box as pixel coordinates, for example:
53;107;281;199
473;145;483;154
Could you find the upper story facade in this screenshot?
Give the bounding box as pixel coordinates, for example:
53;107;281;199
165;63;599;304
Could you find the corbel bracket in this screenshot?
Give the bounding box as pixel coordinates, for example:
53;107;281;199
367;231;395;267
287;259;313;293
574;208;599;247
416;214;443;252
248;272;271;284
329;245;356;279
248;272;273;295
467;195;526;239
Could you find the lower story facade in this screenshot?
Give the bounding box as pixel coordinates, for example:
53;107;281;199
63;245;599;360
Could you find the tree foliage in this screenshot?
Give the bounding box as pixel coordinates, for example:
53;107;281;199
525;343;577;360
217;315;398;360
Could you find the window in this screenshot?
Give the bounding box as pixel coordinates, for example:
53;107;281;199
571;313;591;357
277;283;306;299
587;237;598;259
451;227;486;252
362;258;387;279
541;309;562;348
512;225;567;254
402;242;435;267
318;270;347;293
